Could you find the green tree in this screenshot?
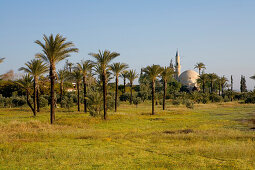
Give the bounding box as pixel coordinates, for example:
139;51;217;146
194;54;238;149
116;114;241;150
160;66;174;110
194;62;206;75
19;59;48;116
240;75;247;93
57;69;69;108
143;65;163;115
16;74;34;114
127;70;138;105
77;60;94;112
207;73;218;93
110;62;128;112
71;68;83;111
89;50;119;120
35;34;78;124
219;76;228;96
197;73;208;93
120;70;129;93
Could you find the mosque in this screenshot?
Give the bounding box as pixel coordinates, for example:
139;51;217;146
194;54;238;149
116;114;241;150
170;50;199;90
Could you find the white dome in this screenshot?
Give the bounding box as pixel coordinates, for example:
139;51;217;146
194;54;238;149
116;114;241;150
179;70;199;89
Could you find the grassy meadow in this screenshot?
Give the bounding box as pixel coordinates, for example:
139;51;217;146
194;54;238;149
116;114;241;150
0;102;255;169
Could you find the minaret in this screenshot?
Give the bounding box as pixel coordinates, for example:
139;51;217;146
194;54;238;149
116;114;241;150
175;49;181;79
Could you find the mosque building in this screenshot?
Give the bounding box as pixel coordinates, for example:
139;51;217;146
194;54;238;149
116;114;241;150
170;50;199;90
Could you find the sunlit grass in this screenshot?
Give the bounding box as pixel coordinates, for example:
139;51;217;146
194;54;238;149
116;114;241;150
0;102;254;169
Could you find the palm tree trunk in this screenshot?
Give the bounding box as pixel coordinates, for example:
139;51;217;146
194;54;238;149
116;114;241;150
199;68;201;75
115;76;118;112
152;80;155;115
33;78;37;116
50;66;55;124
163;80;166;110
102;72;107;120
60;82;63;108
123;77;126;93
203;80;205;93
218;83;221;96
83;76;87;112
37;86;40;112
26;89;35;115
130;82;133;105
222;84;224;96
77;82;80;111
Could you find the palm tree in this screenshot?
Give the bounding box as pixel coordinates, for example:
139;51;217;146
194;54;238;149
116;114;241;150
194;62;206;75
207;73;218;93
143;65;163;115
120;70;129;93
127;70;138;105
71;68;83;111
160;67;175;110
0;58;5;63
57;69;69;108
77;60;94;112
16;74;35;114
197;74;208;93
19;59;48;116
110;62;128;112
89;50;120;120
35;34;78;124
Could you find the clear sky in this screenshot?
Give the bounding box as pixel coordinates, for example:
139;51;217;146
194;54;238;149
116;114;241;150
0;0;255;89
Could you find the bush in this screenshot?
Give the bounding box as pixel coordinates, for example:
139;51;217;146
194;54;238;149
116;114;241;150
245;96;255;104
87;92;103;117
185;100;194;109
12;97;26;107
39;96;48;108
172;99;181;105
119;93;130;101
133;97;141;107
210;93;223;103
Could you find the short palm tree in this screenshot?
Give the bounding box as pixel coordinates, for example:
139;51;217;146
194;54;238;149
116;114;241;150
57;69;69;108
127;70;139;105
207;73;218;93
19;59;48;116
120;70;129;93
197;73;208;93
194;62;206;75
89;50;120;120
143;65;163;115
71;68;83;111
16;74;34;114
35;34;78;124
160;67;175;110
110;62;128;112
77;60;94;112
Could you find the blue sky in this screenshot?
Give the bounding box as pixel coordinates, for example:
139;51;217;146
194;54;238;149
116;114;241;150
0;0;255;89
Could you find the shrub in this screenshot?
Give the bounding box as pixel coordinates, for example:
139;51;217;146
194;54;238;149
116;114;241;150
119;93;130;101
245;96;255;104
12;97;26;107
185;100;194;109
133;97;141;107
39;96;48;108
172;99;181;105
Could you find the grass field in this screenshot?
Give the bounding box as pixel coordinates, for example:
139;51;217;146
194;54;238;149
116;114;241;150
0;102;255;169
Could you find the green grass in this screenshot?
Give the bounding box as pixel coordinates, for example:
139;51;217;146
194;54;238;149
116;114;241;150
0;102;255;169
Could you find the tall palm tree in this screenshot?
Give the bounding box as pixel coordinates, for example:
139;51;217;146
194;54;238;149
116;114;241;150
110;62;128;112
143;65;163;115
160;66;175;110
120;70;129;93
194;62;206;75
207;73;218;93
127;70;138;105
19;59;48;116
71;68;83;111
57;69;69;108
16;74;34;114
35;34;78;124
77;60;94;112
0;58;5;63
89;50;120;120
